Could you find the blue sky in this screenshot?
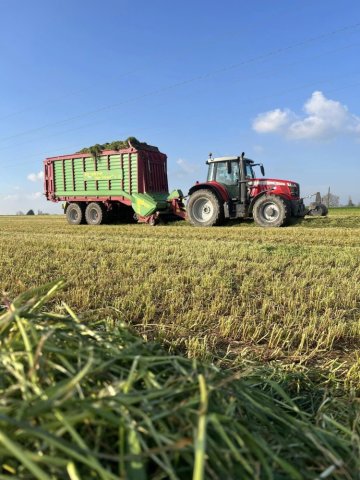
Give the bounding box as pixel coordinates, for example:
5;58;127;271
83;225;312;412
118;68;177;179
0;0;359;214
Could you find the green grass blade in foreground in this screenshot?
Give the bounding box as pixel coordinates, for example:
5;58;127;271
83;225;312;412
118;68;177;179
0;283;358;479
0;431;51;480
192;374;207;480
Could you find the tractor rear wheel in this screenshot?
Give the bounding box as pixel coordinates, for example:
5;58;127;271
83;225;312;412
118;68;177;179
188;189;223;227
253;195;290;227
66;203;84;225
85;202;105;225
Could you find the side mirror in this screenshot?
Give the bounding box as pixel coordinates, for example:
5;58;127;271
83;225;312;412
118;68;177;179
260;164;265;176
227;161;232;174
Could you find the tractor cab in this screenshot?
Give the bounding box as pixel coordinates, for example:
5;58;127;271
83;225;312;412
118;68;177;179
206;154;265;201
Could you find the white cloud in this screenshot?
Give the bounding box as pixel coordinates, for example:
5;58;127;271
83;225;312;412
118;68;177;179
2;192;43;202
176;158;199;174
29;192;43;199
253;108;293;133
3;194;19;201
172;159;200;180
0;191;60;215
27;171;44;182
252;91;360;140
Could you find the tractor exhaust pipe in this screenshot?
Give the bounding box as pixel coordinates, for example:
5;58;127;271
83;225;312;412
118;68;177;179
239;152;247;206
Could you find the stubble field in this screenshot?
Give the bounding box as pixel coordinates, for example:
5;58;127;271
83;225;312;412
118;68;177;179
0;210;359;368
0;209;359;478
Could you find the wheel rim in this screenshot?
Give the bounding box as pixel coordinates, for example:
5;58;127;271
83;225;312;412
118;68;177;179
260;201;280;222
69;209;79;222
90;208;99;222
192;197;214;223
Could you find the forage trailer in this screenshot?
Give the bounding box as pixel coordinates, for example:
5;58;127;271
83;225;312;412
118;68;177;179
44;141;326;227
44;141;186;226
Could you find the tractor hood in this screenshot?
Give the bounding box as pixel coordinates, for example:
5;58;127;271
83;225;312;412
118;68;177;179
248;178;300;198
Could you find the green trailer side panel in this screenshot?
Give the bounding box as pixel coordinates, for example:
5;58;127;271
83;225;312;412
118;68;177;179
51;151;171;218
131;153;137;193
64;160;73;191
123;154;129;193
54;153;138;197
54;163;63;192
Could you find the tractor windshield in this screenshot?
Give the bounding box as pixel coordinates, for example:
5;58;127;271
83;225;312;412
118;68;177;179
208;160;256;183
215;161;239;185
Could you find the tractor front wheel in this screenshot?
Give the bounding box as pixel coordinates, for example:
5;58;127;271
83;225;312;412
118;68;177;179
253;195;290;227
187;189;223;227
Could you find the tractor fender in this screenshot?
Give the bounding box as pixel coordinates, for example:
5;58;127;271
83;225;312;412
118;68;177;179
188;182;229;204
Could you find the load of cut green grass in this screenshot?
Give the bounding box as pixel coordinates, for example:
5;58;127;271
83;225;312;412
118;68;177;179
77;137;159;156
0;282;358;479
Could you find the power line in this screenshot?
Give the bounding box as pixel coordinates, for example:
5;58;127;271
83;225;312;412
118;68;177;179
0;20;359;144
5;75;360;172
0;68;140;123
0;1;319;125
1;124;176;170
0;37;359;156
3;61;360;170
225;41;360;99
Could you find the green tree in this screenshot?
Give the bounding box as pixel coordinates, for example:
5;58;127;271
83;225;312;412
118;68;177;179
321;192;339;208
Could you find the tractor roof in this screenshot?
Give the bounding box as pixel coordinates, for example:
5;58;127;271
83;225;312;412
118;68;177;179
207;156;254;164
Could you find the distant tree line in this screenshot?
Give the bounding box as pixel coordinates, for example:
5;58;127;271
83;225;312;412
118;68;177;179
16;210;50;216
321;192;359;208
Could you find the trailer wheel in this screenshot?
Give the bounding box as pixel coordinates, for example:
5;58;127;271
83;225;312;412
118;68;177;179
253;195;290;227
85;202;105;225
66;203;84;225
188;189;223;227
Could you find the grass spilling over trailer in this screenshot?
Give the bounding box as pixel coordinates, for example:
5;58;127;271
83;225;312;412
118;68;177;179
0;281;358;479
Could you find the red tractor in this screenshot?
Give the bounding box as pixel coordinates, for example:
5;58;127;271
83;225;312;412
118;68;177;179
187;153;326;227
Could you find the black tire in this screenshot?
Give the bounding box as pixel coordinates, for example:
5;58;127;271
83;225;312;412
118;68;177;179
85;202;105;225
320;204;328;216
253;195;290;227
187;189;223;227
66;203;84;225
308;204;328;217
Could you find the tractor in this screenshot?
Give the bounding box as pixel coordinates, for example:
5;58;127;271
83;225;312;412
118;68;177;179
187;153;326;227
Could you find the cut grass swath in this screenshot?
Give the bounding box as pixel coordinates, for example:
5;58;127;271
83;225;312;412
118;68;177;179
0;281;358;479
